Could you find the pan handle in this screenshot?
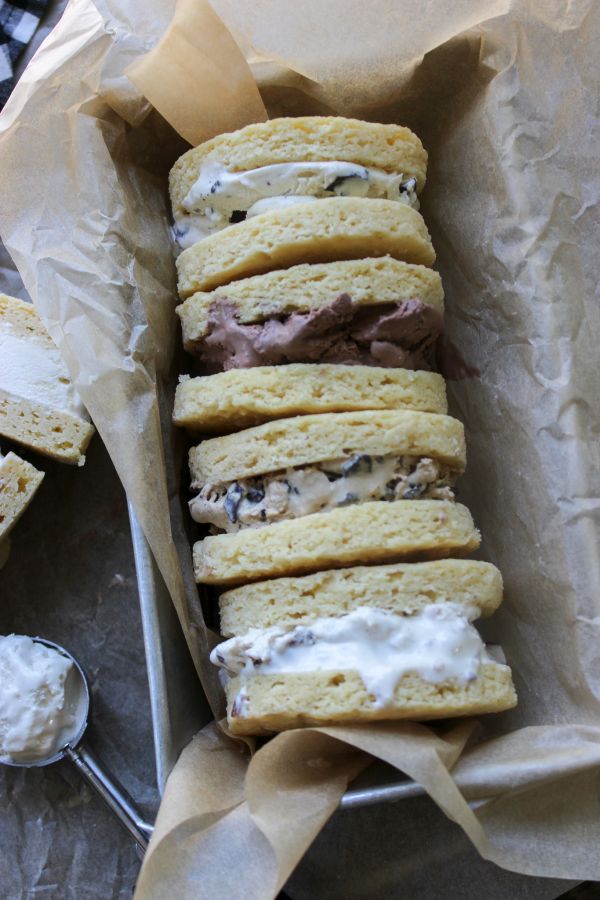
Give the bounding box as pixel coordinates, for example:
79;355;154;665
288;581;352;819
65;743;153;851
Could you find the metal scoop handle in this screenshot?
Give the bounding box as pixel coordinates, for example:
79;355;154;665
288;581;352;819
65;743;153;850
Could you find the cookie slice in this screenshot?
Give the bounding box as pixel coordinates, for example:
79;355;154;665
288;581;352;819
188;410;465;534
218;558;504;636
0;451;44;542
173;365;447;433
170;116;427;247
0;294;94;465
194;500;480;585
220;664;516;735
176;257;443;372
190;409;464;483
176;199;435;295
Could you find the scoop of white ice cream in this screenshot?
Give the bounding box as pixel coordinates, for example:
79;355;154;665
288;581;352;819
0;635;79;763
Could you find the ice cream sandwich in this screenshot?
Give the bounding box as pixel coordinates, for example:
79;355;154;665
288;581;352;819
170;116;427;248
209;558;515;734
190;409;474;585
173;365;447;433
0;294;94;465
0;451;43;542
176;257;443;372
189;409;465;535
176;199;435;295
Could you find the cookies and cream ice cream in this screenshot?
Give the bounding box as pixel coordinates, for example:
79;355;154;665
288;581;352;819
210;604;492;708
0;635;82;763
189;295;443;373
190;452;456;533
173;160;419;248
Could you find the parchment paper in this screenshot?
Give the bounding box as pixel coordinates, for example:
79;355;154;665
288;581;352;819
1;0;600;895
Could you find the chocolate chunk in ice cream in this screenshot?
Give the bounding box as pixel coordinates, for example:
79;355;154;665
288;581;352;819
192;294;444;372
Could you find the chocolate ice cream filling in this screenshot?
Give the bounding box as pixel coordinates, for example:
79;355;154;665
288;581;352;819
190;452;457;534
190;294;443;372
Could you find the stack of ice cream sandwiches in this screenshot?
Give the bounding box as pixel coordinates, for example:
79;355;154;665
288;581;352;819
0;293;94;562
170;117;517;734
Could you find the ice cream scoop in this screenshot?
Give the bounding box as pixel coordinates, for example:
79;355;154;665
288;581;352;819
0;635;152;850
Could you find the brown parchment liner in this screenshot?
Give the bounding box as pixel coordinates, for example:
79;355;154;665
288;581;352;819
1;0;600;893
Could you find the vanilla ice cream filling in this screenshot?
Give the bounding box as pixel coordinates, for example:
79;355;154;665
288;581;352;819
190;452;457;533
173;160;419;247
0;635;83;763
211;604;493;709
0;323;88;419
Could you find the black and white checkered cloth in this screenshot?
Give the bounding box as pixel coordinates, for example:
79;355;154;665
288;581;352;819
0;0;48;107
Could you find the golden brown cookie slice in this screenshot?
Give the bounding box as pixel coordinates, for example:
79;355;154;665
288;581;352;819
176;199;435;295
222;665;516;735
194;500;480;585
218;558;503;636
173;365;448;433
0;451;44;541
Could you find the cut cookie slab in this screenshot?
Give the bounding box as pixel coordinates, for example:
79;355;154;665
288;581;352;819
0;294;94;465
0;451;44;542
